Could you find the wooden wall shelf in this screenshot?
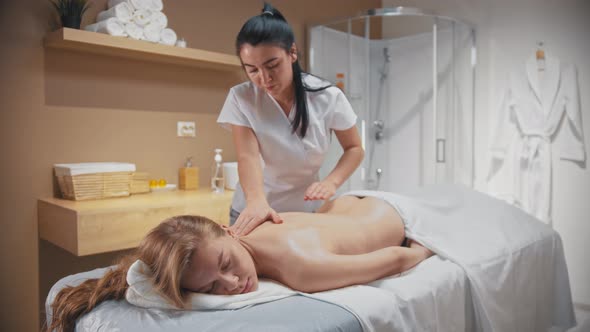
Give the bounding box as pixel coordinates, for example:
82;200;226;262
38;189;233;256
44;28;242;71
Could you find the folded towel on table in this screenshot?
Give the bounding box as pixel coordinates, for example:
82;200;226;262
126;260;297;310
159;28;177;46
97;2;133;23
124;21;144;40
132;8;153;27
53;162;136;176
84;18;126;37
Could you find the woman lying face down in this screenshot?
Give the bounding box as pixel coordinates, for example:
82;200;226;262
49;196;433;332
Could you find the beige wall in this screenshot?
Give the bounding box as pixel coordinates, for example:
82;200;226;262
0;0;379;330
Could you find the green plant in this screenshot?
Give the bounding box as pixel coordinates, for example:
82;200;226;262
50;0;92;29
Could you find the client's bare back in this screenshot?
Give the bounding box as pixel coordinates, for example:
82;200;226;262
243;195;429;293
249;195;405;257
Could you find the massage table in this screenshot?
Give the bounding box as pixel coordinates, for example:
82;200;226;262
45;185;575;331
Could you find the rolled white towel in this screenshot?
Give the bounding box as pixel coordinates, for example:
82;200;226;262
133;8;153;27
108;0;133;9
175;38;187;48
84;18;126;36
97;2;133;23
159;28;177;46
149;0;163;11
129;0;151;11
142;21;162;43
150;11;168;29
124;21;144;40
84;23;98;32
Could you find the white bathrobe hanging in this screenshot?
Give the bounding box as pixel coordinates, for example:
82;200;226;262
487;53;586;225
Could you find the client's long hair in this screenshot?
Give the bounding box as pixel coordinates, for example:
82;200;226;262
47;215;226;332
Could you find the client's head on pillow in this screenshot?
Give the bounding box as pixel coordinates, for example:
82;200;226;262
139;215;259;304
48;215;259;332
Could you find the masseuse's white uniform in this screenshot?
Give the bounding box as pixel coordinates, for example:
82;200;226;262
217;74;357;214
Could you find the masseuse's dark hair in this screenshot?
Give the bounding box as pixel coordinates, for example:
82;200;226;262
236;2;331;138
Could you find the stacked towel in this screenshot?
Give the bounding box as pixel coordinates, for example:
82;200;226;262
84;0;180;47
143;21;162;43
132;8;152;26
124;21;144;40
84;18;126;37
159;28;177;46
150;11;167;29
96;2;133;23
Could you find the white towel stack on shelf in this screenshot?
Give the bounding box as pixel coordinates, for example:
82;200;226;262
84;0;179;46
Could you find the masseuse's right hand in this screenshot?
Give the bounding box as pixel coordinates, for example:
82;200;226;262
231;200;283;236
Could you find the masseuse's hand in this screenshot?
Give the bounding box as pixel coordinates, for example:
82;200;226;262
304;180;337;201
231;200;283;236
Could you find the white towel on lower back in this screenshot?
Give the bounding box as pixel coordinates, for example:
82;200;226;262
340;186;575;332
84;18;126;37
97;2;133;23
159;28;177;46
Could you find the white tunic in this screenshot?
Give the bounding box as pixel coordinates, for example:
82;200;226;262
217;74;358;213
487;53;586;224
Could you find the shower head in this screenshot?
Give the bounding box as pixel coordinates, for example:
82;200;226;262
383;47;391;63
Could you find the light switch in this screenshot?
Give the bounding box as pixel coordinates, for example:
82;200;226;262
177;121;196;137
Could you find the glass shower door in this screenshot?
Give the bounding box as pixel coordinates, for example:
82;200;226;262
309;18;370;194
308;11;475;192
433;19;475;186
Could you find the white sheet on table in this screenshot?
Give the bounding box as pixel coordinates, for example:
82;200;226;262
342;185;576;332
306;255;469;332
127;255;468;332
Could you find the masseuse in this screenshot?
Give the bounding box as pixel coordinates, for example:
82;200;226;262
217;3;364;235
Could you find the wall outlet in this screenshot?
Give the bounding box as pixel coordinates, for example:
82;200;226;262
177;121;196;137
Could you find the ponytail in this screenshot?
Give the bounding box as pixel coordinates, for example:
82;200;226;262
291;61;309;137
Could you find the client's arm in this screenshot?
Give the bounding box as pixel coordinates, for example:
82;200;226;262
288;244;432;293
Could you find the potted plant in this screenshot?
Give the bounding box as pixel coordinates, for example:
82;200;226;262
50;0;92;29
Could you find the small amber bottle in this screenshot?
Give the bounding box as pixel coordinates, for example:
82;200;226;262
335;72;345;90
179;157;199;190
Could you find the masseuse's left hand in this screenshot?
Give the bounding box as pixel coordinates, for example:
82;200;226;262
304;180;337;201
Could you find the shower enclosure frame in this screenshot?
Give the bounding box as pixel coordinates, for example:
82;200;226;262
307;7;477;190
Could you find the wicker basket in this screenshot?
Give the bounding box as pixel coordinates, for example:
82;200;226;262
54;163;135;201
130;172;150;194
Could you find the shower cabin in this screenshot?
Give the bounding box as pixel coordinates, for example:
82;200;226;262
309;7;476;193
